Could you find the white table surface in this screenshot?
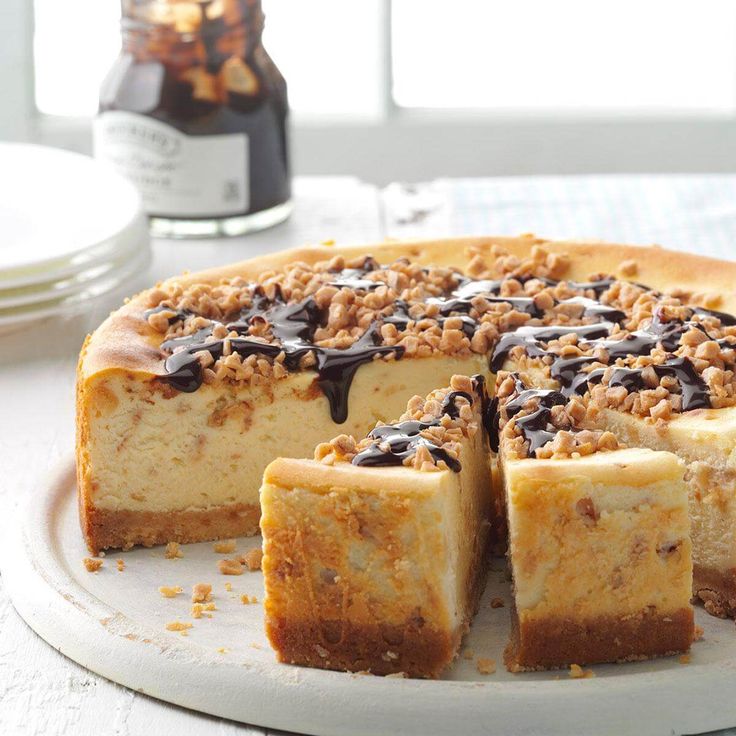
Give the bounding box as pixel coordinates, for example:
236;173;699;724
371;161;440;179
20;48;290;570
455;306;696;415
3;174;736;736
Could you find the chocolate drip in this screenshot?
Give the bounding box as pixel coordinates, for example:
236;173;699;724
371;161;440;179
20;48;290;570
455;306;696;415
489;380;568;456
313;324;402;423
160;293;403;423
328;255;383;291
559;296;626;323
383;300;476;338
155;260;733;436
695;306;736;326
352;380;484;471
429;278;545;318
494;308;709;404
451;278;504;299
144;305;190;325
572;358;709;411
432;294;543;318
491;322;616;372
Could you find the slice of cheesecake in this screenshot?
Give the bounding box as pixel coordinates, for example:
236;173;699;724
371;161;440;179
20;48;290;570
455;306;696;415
491;295;736;621
259;375;492;677
494;374;694;671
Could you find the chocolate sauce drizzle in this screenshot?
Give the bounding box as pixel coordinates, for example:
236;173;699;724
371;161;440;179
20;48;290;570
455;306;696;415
351;376;488;471
154;257;733;436
159;282;403;423
491;307;716;414
488;380;569;455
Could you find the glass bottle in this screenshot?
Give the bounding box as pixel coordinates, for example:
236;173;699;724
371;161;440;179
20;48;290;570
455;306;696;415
94;0;291;238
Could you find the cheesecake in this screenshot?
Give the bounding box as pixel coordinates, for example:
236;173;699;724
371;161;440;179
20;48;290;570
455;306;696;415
77;234;736;672
494;373;693;670
490;288;736;619
260;375;492;677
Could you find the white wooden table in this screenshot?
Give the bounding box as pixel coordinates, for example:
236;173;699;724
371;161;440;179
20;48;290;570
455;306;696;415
3;175;736;736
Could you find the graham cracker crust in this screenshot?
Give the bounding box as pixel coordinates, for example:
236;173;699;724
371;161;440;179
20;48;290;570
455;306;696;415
693;564;736;618
266;615;461;678
505;606;694;672
81;502;260;554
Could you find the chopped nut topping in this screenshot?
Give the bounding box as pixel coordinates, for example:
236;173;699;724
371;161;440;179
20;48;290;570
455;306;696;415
476;658;496;675
191;583;212;603
165;542;183;559
159;586;183;598
218;558;244;575
569;663;595;679
241;548;263;571
213;539;237;554
192;602;217;618
165;621;192;633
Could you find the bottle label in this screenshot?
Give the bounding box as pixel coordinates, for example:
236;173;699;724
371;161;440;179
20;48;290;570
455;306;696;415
93;111;249;218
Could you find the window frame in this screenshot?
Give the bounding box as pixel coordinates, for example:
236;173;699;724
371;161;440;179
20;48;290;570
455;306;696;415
11;0;736;184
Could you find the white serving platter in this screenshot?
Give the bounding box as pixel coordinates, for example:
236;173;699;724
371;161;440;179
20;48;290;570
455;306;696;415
4;458;736;736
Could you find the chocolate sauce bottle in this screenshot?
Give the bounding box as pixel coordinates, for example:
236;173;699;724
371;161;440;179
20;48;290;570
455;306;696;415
94;0;291;238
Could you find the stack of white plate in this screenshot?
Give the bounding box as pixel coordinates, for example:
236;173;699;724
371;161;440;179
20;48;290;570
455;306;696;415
0;143;150;331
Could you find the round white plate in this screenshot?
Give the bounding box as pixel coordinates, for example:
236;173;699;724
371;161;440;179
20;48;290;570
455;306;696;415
4;459;736;736
0;217;149;310
0;143;146;288
0;238;150;329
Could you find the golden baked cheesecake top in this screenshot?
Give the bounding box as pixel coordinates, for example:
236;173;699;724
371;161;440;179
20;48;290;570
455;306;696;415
126;238;736;442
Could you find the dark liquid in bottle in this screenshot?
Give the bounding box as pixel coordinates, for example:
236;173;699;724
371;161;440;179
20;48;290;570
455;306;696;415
97;0;290;230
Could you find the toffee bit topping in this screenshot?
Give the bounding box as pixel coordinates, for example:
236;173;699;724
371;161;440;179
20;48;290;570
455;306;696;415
241;548;263;571
83;557;103;573
144;246;736;444
159;586;183;598
166;621;193;633
213;540;237;554
218;558;244;575
165;541;183;559
191;583;212;603
316;374;487;472
493;373;621;459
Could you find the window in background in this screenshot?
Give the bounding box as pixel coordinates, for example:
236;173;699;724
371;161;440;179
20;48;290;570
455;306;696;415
392;0;736;113
34;0;121;116
262;0;386;119
33;0;736;119
33;0;385;120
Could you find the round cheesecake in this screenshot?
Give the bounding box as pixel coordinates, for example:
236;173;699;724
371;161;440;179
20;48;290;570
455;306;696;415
77;234;736;662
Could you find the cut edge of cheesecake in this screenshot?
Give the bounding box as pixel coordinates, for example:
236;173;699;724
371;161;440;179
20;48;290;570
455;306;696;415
501;445;695;671
259;376;493;678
